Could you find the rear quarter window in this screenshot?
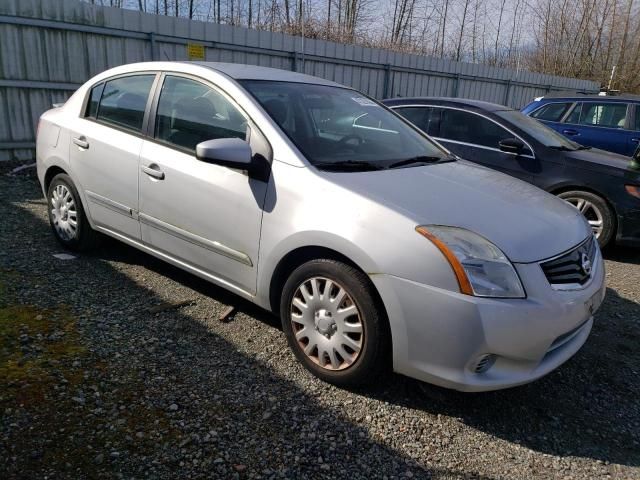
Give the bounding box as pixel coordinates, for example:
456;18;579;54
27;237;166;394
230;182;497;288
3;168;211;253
85;83;105;119
95;75;155;132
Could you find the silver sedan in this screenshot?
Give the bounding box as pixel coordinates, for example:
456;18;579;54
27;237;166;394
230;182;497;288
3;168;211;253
36;62;605;391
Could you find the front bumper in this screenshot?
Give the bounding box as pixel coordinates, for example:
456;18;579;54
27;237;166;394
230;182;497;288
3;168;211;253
371;248;606;392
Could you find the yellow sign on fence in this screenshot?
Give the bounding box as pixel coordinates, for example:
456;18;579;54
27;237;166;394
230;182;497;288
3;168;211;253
187;43;205;61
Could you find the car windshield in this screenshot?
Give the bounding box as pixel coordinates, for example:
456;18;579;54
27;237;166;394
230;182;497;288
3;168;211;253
496;110;581;150
240;80;449;168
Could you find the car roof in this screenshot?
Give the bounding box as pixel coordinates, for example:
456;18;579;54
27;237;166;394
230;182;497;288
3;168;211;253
191;61;346;88
383;97;513;112
535;91;640;102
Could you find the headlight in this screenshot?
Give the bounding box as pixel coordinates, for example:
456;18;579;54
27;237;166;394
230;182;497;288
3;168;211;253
416;225;525;298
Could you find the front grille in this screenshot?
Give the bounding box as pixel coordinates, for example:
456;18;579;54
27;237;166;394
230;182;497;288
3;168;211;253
540;236;597;287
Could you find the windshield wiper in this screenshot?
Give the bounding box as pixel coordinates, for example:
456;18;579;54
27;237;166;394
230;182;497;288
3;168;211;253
576;145;592;150
314;160;384;171
548;145;576;151
387;155;455;169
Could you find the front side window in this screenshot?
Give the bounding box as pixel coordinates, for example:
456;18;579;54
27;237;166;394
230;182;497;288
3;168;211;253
96;75;155;132
439;109;511;149
155;76;247;151
573;102;628;128
240;80;446;167
496;110;580;150
635;105;640;131
531;102;572;122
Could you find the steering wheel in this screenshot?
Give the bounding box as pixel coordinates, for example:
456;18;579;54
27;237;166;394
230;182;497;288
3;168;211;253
338;134;364;148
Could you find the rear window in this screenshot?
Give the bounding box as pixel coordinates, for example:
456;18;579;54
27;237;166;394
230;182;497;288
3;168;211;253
95;75;155;132
531;102;572;122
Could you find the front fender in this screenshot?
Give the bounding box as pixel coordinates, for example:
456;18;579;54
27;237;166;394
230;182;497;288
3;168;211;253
254;230;380;310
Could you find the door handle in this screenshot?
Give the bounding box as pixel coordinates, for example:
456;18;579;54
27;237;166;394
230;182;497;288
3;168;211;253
72;136;89;149
632;138;639;143
141;164;165;180
562;129;579;136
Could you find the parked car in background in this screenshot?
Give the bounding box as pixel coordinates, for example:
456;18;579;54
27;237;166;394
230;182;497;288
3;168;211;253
521;93;640;157
37;62;605;392
384;97;640;248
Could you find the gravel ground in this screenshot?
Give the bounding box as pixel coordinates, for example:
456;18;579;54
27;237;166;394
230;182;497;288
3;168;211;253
1;171;639;479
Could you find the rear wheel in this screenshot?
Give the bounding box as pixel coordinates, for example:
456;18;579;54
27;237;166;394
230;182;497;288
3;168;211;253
47;173;99;251
280;259;389;387
557;190;614;247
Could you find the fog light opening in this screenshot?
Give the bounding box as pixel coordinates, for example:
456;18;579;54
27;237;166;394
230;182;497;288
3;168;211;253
473;354;496;374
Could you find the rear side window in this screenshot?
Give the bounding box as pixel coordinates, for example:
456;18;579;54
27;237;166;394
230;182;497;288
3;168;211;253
96;75;155;132
439;109;511;149
85;83;105;118
395;107;442;136
155;76;247;151
531;102;572;122
396;107;428;130
570;102;628;128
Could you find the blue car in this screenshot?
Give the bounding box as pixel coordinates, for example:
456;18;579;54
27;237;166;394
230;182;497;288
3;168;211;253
521;94;640;157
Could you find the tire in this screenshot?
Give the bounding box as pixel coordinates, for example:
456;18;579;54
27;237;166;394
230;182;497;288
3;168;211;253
280;259;389;387
46;173;99;251
557;190;615;248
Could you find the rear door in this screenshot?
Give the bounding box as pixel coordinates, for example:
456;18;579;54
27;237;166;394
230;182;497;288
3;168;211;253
431;107;537;183
68;73;157;240
560;101;633;155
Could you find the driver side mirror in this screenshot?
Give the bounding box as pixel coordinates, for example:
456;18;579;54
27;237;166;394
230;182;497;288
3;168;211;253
196;138;253;169
498;138;525;155
196;137;271;182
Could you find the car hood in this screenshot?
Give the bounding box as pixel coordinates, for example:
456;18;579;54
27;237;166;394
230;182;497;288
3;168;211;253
324;161;591;263
565;147;640;178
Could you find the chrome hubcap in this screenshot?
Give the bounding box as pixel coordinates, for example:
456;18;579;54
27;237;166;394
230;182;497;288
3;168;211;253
290;277;363;371
50;184;78;241
562;196;603;238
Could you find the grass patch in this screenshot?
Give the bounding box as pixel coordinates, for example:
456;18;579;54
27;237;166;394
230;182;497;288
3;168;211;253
0;303;86;407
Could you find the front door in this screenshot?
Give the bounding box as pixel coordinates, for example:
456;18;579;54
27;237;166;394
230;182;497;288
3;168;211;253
138;74;269;295
433;107;537;183
560;101;632;155
68;73;157;240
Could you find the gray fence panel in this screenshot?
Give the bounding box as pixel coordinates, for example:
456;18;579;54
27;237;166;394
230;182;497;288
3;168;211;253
0;0;599;161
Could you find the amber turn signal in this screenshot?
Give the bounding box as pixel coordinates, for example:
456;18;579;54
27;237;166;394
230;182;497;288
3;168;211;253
625;185;640;199
415;226;474;295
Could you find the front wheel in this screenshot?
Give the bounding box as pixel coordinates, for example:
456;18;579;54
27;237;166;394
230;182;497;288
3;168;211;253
280;259;389;387
557;190;614;248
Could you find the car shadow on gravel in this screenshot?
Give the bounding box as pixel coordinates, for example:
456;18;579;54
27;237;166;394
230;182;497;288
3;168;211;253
94;235;283;331
366;285;640;468
94;222;640;468
603;246;640;265
3;176;508;479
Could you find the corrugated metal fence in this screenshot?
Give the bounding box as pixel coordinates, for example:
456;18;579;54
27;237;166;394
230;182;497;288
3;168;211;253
0;0;600;161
